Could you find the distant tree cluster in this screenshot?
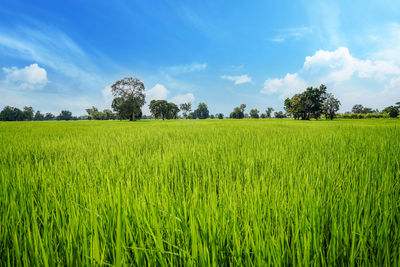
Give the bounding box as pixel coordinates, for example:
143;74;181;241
229;104;246;118
344;103;399;118
149;100;179;120
0;106;79;121
283;85;340;120
86;107;118;120
189;103;210;119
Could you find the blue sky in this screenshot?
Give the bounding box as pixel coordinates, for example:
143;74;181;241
1;0;400;116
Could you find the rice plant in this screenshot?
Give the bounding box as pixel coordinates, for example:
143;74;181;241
0;119;399;266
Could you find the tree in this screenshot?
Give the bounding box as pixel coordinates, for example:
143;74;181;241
57;110;73;121
149;100;179;120
240;104;246;113
274;111;287;118
322;93;341;120
266;107;274;118
192;103;209;119
216;113;224;119
111;77;145;121
166;102;179;119
250;109;259;118
179;103;192;119
260;113;266;119
44;113;55;120
352;104;364;114
284;84;329;120
103;109;116;120
230;107;244;119
210;114;215;119
0;106;24;121
382;106;399;118
34;111;45;121
23;106;34;121
86;106;101;120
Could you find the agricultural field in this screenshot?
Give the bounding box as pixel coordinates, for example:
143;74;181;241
0;119;399;266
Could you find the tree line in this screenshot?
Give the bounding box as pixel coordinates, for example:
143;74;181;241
1;77;399;121
0;106;82;121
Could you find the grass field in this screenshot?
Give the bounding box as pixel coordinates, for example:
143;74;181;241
1;119;399;266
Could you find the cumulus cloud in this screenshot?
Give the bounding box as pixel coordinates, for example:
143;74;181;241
261;73;307;98
221;74;252;85
170;93;195;104
2;63;47;90
146;83;170;101
302;47;400;83
261;46;400;110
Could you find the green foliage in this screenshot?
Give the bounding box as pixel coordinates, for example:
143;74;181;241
86;106;117;120
34;111;45;121
230;106;244;119
266;107;274;118
23;106;34;121
322;93;341;120
57;110;73;121
382;106;399;118
44;113;55;121
149;100;179;120
1;119;399;265
216;113;224;119
111;77;145;121
351;104;377;114
249;109;259;118
284;85;329;120
0;106;24;121
338;113;390;119
274;111;287;118
192;103;209;119
179;103;192;119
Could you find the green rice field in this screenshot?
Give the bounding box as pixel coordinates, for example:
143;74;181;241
1;119;399;266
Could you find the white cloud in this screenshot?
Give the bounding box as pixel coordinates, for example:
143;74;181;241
221;74;252;85
101;85;113;106
261;73;307;98
302;47;400;83
269;27;312;42
146;83;170;101
261;46;400;110
165;62;207;75
2;63;47;90
170;93;195;104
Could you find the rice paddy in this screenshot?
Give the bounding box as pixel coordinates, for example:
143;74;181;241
1;119;399;266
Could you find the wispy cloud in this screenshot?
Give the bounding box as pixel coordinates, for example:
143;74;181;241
163;62;207;76
269;27;312;42
221;74;252;85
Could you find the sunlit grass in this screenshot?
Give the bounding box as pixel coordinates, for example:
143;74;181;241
1;119;399;265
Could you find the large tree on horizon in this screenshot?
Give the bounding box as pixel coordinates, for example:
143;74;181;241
149;100;179;120
111;77;145;121
284;84;331;120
